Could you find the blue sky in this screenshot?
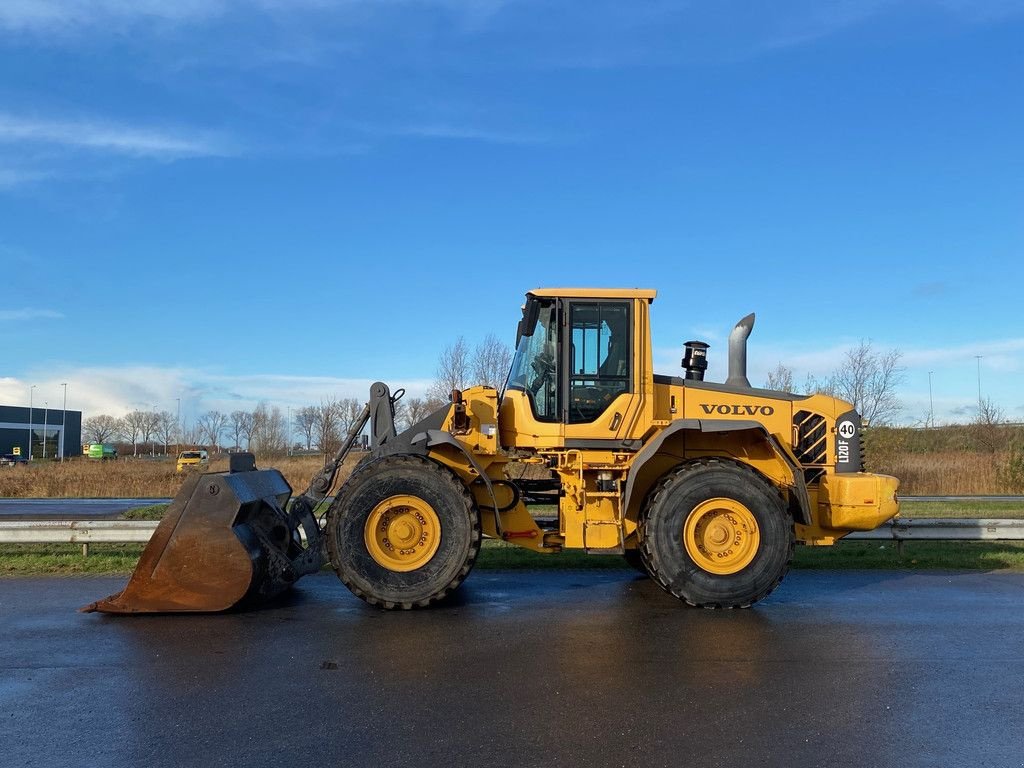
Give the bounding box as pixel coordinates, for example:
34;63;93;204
1;0;1022;426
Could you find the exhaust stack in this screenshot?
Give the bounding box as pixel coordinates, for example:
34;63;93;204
725;313;755;388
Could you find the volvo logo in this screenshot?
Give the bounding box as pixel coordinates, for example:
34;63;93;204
700;404;775;416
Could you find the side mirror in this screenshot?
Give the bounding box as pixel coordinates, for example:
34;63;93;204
516;298;541;346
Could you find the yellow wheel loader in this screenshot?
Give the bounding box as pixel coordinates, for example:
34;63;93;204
84;288;899;614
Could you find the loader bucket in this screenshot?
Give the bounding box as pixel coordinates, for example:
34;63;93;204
82;460;324;614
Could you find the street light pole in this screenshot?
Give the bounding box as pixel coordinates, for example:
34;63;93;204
42;402;48;459
975;356;983;405
60;383;67;462
176;398;181;457
928;371;934;429
28;385;35;461
152;405;157;457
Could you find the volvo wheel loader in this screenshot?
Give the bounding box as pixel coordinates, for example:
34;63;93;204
84;288;899;614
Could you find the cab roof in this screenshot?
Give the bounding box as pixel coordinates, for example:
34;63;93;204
527;287;657;302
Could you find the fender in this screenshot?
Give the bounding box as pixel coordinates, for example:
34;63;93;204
623;419;812;525
411;429;504;536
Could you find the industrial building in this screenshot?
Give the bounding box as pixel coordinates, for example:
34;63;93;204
0;404;83;460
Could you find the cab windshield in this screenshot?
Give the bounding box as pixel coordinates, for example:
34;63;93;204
506;299;559;421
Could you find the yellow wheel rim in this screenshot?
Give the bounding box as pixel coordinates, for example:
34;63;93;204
364;495;441;573
683;498;760;575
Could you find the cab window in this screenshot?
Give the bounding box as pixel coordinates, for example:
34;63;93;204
567;302;630;424
506;299;560;421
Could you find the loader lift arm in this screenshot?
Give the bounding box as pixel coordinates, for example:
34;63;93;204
292;381;400;517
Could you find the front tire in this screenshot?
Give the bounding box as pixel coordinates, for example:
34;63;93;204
326;454;481;609
638;458;793;608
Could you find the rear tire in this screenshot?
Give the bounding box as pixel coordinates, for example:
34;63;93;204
638;458;793;608
327;454;481;609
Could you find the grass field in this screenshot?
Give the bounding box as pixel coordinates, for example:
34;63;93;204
1;444;1018;498
0;455;355;499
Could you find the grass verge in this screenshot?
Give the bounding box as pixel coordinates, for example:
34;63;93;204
898;500;1024;518
4;539;1024;577
121;504;169;520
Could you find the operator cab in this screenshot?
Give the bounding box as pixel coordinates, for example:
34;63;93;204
500;288;656;449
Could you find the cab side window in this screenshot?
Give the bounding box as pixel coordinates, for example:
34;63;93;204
567;302;630;424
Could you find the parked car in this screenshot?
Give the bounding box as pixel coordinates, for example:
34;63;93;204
176;450;209;472
0;453;28;467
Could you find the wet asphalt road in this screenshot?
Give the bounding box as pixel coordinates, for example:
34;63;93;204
2;569;1024;768
0;498;171;520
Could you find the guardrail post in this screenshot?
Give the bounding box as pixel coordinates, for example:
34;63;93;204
82;543;89;558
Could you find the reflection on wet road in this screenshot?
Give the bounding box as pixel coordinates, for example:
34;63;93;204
2;570;1023;767
0;498;171;519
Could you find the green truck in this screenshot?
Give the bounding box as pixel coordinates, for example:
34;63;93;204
86;444;118;460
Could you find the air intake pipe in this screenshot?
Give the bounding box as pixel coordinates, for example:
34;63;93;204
725;313;755;388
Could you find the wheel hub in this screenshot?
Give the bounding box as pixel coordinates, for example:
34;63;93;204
683;498;760;575
364;495;441;572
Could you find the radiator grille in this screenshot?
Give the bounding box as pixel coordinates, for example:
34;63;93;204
859;428;866;471
793;410;827;485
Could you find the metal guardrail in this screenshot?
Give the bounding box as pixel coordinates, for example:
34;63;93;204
847;518;1024;541
0;520;159;556
2;519;1024;556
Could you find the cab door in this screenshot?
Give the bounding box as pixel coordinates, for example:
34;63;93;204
561;300;642;444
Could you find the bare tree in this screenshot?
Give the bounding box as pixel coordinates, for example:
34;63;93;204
295;406;317;450
830;341;904;425
471;333;513;389
121;410;148;457
250;402;287;455
181;421;203;446
971;396;1008;453
83;415;120;444
313;399;341;456
764;363;794;393
400;397;446;430
197;411;228;452
429;336;470;401
140;411;161;456
337;398;364;439
229;410;254;451
802;373;836;397
156;411;177;454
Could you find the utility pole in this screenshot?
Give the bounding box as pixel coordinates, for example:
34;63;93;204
42;403;48;459
975;356;983;405
928;371;934;429
28;385;35;461
176;398;181;457
60;383;67;461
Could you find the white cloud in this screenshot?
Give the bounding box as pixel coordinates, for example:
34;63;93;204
0;0;513;33
0;167;53;189
0;0;224;31
0;308;64;321
0;113;232;159
348;119;549;145
0;366;434;423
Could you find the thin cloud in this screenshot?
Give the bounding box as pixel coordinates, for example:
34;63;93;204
0;0;223;31
0;0;513;33
0;366;434;421
0;113;233;158
0;308;64;321
358;121;550;145
0;167;54;189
